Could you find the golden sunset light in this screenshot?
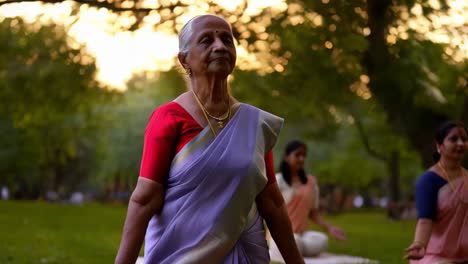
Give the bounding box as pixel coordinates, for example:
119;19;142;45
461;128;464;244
0;0;466;89
3;1;468;260
0;0;288;89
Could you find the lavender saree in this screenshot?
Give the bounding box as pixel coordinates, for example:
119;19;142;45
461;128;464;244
144;104;284;264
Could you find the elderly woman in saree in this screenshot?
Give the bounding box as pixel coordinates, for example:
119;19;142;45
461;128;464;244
115;15;304;264
405;121;468;263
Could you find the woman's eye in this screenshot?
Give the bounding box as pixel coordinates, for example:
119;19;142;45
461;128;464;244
200;37;211;44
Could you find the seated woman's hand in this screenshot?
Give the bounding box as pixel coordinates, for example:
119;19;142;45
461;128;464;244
404;242;425;260
327;226;346;241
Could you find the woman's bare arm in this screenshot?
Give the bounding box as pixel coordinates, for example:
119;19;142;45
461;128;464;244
115;177;164;264
405;218;433;260
308;210;346;241
256;183;304;264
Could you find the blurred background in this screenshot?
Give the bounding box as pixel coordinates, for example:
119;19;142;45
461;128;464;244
0;0;467;263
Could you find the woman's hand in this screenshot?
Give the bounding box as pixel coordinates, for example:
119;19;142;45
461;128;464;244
404;242;426;260
309;210;346;241
327;226;346;241
404;219;432;260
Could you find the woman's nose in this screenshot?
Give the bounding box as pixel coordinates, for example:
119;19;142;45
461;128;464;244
212;37;227;51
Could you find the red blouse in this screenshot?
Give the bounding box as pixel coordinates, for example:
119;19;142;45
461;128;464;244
139;102;276;185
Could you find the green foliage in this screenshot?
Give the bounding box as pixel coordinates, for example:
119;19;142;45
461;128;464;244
309;112;422;197
0;17;116;198
233;0;467;196
93;70;186;193
2;0;467;198
388;37;465;115
271;106;422;198
266;0;466;162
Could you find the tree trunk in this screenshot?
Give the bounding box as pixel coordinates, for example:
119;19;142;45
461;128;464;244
388;150;400;202
366;0;450;169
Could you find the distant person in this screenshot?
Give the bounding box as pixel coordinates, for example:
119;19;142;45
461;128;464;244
1;186;9;200
405;121;468;263
269;140;346;258
69;192;84;205
115;15;303;264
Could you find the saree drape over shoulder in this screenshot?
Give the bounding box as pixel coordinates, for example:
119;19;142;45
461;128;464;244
144;104;283;264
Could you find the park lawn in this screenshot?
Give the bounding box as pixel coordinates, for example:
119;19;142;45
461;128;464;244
323;211;414;264
0;201;414;264
0;200;126;264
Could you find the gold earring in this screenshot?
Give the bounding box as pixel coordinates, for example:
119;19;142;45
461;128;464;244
185;67;191;76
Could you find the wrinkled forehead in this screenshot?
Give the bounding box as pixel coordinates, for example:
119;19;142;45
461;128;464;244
191;15;232;35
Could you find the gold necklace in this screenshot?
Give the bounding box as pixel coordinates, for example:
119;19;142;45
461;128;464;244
191;90;231;128
438;161;468;204
437;161;458;191
204;103;230;122
207;110;230;128
192;90;217;136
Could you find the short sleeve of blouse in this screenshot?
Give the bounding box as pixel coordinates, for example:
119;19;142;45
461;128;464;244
139;105;178;183
265;151;276;185
415;171;447;220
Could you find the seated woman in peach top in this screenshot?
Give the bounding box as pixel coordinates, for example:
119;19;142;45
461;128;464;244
269;140;346;258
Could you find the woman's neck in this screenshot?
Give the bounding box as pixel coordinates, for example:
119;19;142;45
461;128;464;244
290;170;300;180
190;76;230;115
439;157;462;172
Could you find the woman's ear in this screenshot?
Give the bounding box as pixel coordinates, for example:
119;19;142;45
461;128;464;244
178;52;187;69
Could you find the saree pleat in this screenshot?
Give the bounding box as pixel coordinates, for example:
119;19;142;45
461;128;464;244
144;104;283;264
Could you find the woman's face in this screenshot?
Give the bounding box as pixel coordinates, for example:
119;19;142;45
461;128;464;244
438;126;468;162
182;16;236;78
284;146;306;172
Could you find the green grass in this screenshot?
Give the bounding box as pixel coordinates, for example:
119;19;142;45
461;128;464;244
323;210;414;264
0;201;414;264
0;200;126;264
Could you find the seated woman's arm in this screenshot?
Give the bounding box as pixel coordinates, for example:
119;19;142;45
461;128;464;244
405;171;443;260
405;219;432;260
308;179;346;241
256;183;305;264
115;177;164;264
308;209;346;241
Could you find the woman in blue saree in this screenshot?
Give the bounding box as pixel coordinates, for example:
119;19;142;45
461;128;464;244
115;15;304;264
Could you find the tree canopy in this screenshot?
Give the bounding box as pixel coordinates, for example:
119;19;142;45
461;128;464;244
0;17;117;198
1;0;467;202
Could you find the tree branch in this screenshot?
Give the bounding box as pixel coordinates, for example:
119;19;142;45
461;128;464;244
352;112;387;162
0;0;186;13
